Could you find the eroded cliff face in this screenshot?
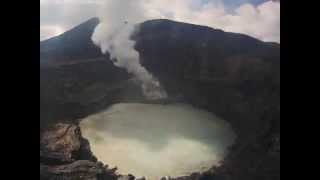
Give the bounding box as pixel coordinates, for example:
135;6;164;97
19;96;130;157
40;123;119;180
40;18;280;180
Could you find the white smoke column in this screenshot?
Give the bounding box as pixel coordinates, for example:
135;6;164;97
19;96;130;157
91;0;167;100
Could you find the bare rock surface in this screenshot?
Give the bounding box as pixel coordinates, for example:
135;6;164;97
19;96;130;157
40;123;118;180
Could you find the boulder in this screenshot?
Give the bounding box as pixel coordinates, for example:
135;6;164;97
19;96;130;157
40;123;96;164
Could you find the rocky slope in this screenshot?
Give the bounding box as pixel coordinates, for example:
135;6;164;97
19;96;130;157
40;18;280;180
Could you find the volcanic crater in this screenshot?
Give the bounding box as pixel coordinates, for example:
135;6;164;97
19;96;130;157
40;18;280;180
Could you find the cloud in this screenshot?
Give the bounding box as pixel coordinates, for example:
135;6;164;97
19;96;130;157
40;0;280;42
143;0;280;42
40;25;64;41
40;0;100;40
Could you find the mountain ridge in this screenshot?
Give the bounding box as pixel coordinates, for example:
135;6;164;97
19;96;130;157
40;17;279;67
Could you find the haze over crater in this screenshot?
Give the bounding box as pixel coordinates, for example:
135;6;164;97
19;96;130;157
80;103;236;179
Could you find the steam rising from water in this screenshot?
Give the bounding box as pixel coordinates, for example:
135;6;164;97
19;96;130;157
91;1;167;100
80;103;236;179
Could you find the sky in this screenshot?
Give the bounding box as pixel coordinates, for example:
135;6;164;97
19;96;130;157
40;0;280;42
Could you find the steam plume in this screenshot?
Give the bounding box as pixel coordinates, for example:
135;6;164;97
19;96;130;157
91;0;167;100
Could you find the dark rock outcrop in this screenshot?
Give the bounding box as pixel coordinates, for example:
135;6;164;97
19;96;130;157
41;160;103;180
40;160;119;180
40;123;97;164
40;123;119;180
40;18;280;180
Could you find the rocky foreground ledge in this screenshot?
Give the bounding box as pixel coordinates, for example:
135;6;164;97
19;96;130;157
40;123;118;180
